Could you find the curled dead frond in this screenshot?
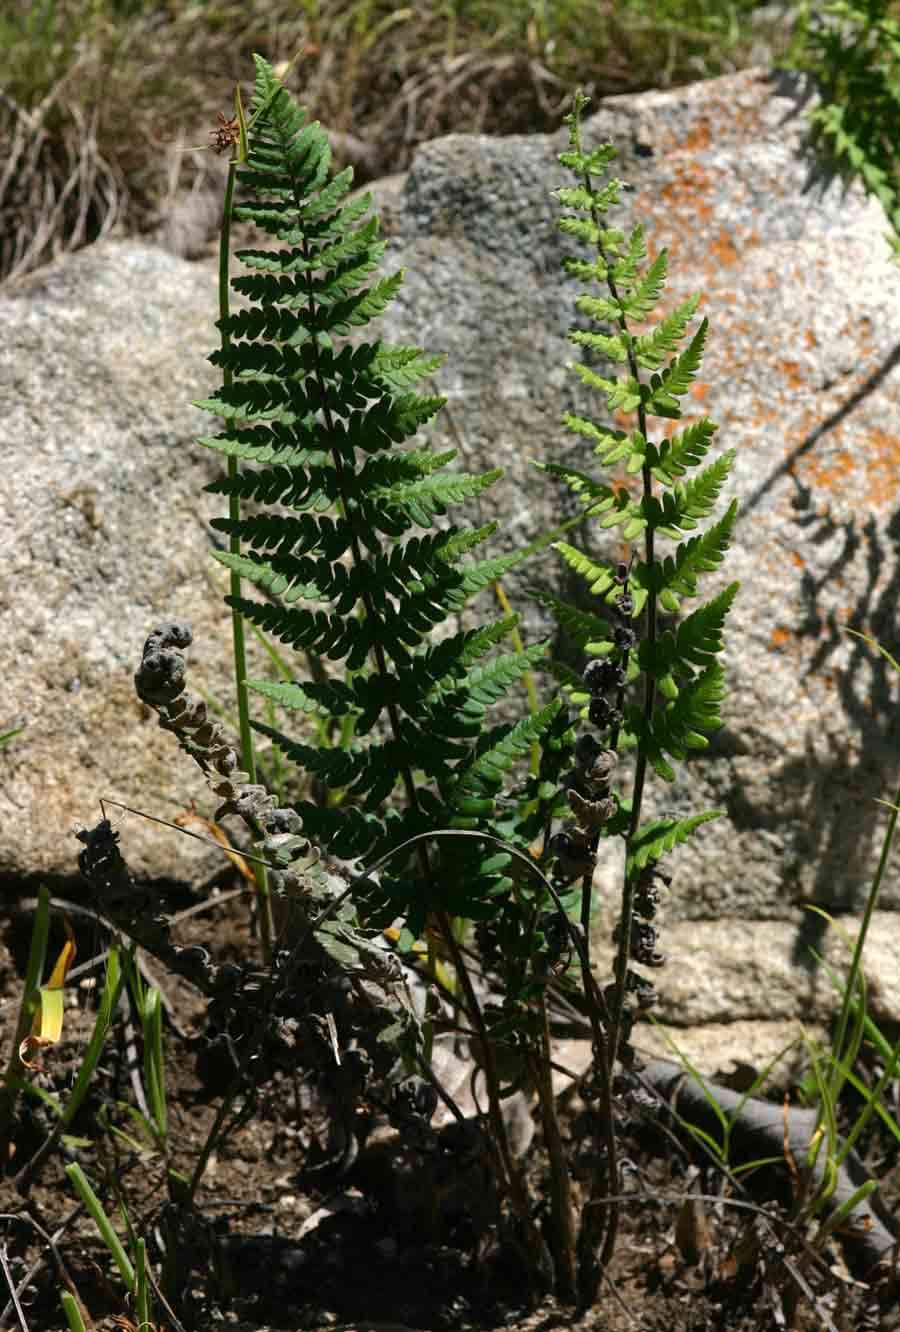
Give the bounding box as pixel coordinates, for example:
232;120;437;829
111;1316;166;1332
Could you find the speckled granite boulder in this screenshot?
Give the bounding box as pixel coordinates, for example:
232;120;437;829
1;243;244;885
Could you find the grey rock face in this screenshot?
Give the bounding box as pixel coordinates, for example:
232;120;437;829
4;67;900;1016
0;243;249;883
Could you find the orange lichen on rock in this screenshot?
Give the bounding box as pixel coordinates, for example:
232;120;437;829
797;425;900;510
681;120;712;153
770;625;793;650
779;361;806;392
659;162;714;225
860;427;900;506
801;448;854;494
709;228;740;268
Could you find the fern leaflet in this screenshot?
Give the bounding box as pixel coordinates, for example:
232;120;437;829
627;811;725;872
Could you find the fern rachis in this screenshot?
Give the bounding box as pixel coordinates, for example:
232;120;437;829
196;56;562;931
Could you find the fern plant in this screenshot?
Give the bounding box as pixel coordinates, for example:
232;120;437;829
532;90;738;1300
187;57;584;1281
195;53;562;938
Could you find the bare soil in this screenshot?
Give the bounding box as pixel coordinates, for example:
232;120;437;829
2;879;899;1332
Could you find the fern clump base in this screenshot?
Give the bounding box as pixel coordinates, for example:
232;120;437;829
73;60;745;1313
106;66;745;1310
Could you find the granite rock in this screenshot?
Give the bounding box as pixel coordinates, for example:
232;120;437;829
0;242;252;884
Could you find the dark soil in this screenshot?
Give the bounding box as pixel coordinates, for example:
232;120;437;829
2;879;899;1332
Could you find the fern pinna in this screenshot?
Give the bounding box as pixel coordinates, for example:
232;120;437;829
195;56;559;931
539;93;738;1070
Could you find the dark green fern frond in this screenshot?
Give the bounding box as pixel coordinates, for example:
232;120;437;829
313;272;407;336
368;466;503;527
434;522;498;561
453;548;532;599
291;800;387;861
248;676;358;718
357;447;459;486
450;701;564;822
370;344;446;389
420;648;553;746
376;619;520;709
213;548;335;603
430;616;520;676
211;512;355;562
253;722;469;810
196;55;555;920
198;422;326;466
448;642;549;711
206;461;338;510
227;595;366;665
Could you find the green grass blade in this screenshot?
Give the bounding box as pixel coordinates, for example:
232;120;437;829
60;1291;88;1332
142;987;167;1145
652;1022;730;1153
135;1237;150;1330
815;1179;878;1248
837;1043;900;1161
829;631;900;1073
65;1162;136;1290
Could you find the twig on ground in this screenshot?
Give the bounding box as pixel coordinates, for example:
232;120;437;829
637;1058;898;1276
0;1245;28;1332
0;1206;87;1332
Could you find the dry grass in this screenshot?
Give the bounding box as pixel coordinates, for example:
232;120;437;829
0;0;794;283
